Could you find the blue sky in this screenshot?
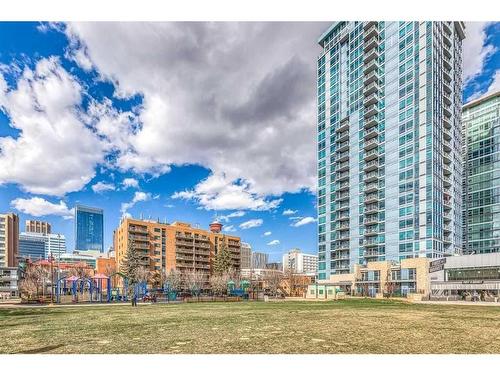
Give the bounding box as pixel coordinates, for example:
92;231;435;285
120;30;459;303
0;22;499;262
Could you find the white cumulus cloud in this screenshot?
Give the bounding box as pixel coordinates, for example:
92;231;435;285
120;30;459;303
91;181;115;193
62;22;326;208
218;210;246;222
290;216;316;227
11;197;73;219
239;219;263;230
122;177;139;189
267;239;280;246
172;173;282;211
0;57;105;196
463;22;496;84
223;225;237;232
263;231;272;236
283;209;298;216
121;191;151;214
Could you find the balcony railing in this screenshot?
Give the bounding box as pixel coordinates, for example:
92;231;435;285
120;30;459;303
337;140;349;152
364;115;379;128
364;134;379;147
364;25;379;40
129;226;148;234
364;81;379;96
364;49;379;64
364;69;379;83
364;37;379;52
364;192;379;203
365;182;379;193
364;104;378;118
364;160;379;172
364;216;380;225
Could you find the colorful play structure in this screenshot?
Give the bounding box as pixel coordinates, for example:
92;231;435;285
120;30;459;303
55;272;149;303
52;273;253;304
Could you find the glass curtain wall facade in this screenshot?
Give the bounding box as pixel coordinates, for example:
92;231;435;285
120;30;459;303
317;22;465;279
75;205;104;252
463;91;500;254
19;234;46;260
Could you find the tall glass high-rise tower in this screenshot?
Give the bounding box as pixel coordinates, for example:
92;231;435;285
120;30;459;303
463;91;500;254
316;22;465;280
75;205;104;252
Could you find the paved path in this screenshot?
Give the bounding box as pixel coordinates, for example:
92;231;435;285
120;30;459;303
415;300;500;307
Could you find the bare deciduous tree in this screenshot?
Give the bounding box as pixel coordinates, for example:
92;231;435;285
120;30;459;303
209;273;229;296
68;262;92;279
184;269;205;299
135;266;151;285
284;268;306;297
104;263;116;277
165;269;183;292
34;264;50;298
150;270;162;289
19;263;40;300
265;270;284;297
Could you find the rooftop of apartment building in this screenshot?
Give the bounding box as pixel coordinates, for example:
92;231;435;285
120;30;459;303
117;217;240;238
463;90;500;110
285;248;318;258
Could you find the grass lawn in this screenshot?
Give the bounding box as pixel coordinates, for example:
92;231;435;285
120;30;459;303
1;299;500;354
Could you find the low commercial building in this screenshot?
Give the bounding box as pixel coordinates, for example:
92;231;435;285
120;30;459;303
307;257;430;299
308;253;500;302
0;267;19;298
430;253;500;300
33;258;95;273
96;256;116;275
241;267;283;280
58;252;97;269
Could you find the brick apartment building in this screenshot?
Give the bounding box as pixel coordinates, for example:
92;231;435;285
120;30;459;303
113;219;241;280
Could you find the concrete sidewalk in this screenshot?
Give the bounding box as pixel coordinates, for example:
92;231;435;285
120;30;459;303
415;300;500;307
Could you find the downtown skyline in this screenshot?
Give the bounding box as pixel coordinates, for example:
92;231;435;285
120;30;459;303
1;22;500;262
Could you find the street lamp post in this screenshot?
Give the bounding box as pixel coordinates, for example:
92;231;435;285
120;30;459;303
56;234;61;303
50;254;54;304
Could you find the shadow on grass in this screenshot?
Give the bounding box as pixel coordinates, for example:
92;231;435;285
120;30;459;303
0;308;66;318
17;344;64;354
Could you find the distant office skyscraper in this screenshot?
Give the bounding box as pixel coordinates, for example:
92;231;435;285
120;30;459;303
463;91;500;254
19;234;46;260
25;220;51;234
240;242;252;269
317;22;465;280
19;232;66;259
75;205;104;252
251;252;269;269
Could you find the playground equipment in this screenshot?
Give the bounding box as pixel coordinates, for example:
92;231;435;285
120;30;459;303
54;272;138;304
227;279;251;299
55;275;109;303
108;272;129;302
